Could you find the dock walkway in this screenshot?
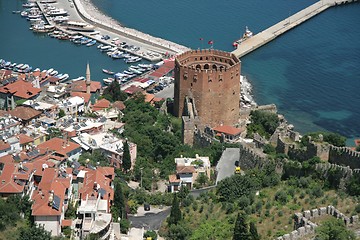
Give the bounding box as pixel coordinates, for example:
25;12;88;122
232;0;358;58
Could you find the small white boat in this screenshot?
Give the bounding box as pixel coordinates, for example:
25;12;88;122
103;77;114;85
71;76;85;82
100;45;112;51
15;63;24;69
97;44;104;49
59;73;69;81
86;40;97;47
49;70;58;76
46;68;54;74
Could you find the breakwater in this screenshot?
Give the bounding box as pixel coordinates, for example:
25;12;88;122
232;0;358;58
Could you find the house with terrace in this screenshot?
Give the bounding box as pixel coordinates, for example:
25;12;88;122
168;154;211;192
31;167;72;236
76;167;114;239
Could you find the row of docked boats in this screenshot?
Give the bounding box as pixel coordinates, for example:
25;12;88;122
70;35;97;46
98;44;143;63
0;59;33;73
102;63;153;85
0;58;71;82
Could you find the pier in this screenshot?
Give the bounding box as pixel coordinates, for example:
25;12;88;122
232;0;358;58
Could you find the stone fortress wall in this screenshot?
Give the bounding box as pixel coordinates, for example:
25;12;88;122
276;206;359;240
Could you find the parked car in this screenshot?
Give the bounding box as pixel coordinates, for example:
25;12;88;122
144;203;150;211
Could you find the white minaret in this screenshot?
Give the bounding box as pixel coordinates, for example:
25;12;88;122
86;62;91;94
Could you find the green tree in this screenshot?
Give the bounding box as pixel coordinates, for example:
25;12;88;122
346;173;360;196
17;224;51;240
233;212;251;240
102;80;127;102
122;141;131;172
113;180;126;220
246;110;279;139
46;127;62;140
249;222;260;240
166;223;191;240
58;109;65;118
195;173;208;187
144;230;158;240
168;193;182;225
315;218;356;240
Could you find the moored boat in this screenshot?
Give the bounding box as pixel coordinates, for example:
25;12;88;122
102;69;115;75
86;40;97;47
103;77;115;85
232;26;253;48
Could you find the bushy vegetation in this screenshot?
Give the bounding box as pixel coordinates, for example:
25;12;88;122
102;80;128;102
246;110;280;139
315;218;356;240
300;131;346;147
121;94;237;189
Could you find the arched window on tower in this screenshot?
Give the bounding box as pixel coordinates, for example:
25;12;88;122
196;64;201;70
212;64;217;70
204;64;209;70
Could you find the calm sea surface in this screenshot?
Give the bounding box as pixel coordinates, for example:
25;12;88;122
1;0;360;141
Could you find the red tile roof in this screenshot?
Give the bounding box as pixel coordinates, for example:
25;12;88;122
0;80;41;99
70;80;101;93
144;93;155;103
112;101;126;111
213;125;242;136
176;166;195;174
70;92;91;104
18;134;34;145
0;141;10;151
0;163;32;194
8;106;42;121
37;138;81;157
124;85;143;95
168;174;180;183
92;98;110;112
0;155;14;164
78;167;114;211
61;219;72;227
31;168;71;216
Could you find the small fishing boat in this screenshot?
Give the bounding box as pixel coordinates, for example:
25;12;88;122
86;40;97;47
102;69;115;75
103;77;115;85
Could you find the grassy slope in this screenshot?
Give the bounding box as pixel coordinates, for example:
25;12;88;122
163;182;359;240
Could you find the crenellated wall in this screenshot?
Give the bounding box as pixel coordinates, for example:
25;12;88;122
329;146;360;169
276;206;359;240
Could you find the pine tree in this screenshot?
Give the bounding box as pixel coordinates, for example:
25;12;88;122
122;141;131;172
233;212;251;240
249;222;260;240
113;180;126;220
168;193;182;225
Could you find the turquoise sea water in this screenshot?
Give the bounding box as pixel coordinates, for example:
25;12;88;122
1;0;360;139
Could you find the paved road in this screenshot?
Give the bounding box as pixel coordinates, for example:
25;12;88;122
129;208;171;230
215;148;240;184
155;83;174;99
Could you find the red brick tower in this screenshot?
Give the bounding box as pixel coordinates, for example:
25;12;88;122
174;49;241;128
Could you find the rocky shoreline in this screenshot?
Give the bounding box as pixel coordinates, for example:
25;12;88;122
240;75;257;109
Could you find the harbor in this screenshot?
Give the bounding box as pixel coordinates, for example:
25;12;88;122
31;0;186;62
